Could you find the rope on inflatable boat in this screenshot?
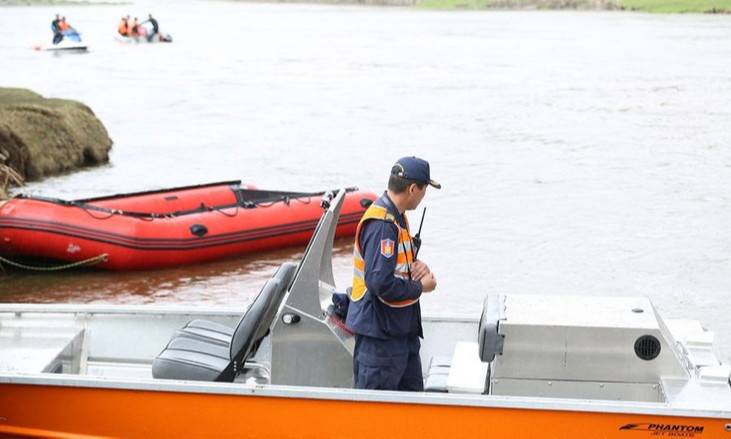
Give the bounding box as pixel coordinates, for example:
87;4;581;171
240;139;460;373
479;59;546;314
12;187;358;220
0;253;108;272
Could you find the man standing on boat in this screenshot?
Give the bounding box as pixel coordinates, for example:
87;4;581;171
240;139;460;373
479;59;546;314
51;14;63;44
140;14;159;42
346;157;439;391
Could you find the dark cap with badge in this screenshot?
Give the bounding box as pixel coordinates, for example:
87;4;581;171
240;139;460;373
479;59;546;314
391;156;441;189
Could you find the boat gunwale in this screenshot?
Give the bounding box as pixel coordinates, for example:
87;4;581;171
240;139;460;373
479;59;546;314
0;303;479;319
72;180;243;203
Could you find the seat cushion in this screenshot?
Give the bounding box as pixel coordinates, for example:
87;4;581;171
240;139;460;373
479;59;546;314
185;319;235;336
166;336;230;360
174;327;231;346
152;348;230;381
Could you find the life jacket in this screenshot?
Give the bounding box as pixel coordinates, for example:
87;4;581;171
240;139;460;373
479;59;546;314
118;19;128;36
58;21;69;31
128;19;137;35
351;204;417;308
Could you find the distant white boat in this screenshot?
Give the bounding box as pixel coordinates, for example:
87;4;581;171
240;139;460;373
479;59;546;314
36;40;88;51
34;31;88;52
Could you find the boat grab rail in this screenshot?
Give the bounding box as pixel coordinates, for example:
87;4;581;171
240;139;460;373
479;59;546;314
12;187;360;220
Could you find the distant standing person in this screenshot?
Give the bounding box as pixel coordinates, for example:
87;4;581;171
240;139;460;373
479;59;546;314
51;14;63;44
141;14;159;42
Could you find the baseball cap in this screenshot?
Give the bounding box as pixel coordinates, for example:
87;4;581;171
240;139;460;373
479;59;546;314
391;156;441;189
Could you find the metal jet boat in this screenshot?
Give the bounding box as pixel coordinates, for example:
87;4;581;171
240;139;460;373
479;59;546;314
1;189;730;438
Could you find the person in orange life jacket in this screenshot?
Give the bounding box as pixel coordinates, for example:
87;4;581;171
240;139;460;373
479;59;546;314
58;17;70;31
58;17;81;42
128;17;138;36
345;156;440;391
118;16;128;36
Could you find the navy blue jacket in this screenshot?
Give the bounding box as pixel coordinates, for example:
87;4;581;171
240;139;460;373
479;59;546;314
346;194;423;339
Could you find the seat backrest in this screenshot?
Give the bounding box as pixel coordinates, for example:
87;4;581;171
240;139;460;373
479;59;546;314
229;278;280;367
262;262;297;327
273;261;298;292
478;295;505;362
227;263;297;374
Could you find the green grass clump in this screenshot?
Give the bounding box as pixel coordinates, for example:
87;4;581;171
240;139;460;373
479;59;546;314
418;0;490;8
0;88;112;189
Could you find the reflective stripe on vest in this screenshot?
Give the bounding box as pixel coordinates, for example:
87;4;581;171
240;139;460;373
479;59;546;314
351;204;417;308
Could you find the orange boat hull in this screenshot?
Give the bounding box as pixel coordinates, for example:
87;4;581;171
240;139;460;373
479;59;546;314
0;382;725;438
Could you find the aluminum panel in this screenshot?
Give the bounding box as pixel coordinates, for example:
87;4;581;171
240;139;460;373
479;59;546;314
490;378;662;402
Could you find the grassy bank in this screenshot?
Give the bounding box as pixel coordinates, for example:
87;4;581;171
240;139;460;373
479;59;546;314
618;0;730;12
0;0;128;6
417;0;731;12
4;0;726;11
0;88;112;197
417;0;617;9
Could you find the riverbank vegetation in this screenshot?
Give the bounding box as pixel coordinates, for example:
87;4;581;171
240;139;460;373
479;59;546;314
618;0;730;12
4;0;726;11
1;0;128;6
0;88;112;198
417;0;731;12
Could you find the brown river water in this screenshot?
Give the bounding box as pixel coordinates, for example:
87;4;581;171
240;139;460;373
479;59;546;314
1;1;731;359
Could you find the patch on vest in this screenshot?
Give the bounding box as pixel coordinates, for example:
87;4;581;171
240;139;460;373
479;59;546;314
380;239;395;258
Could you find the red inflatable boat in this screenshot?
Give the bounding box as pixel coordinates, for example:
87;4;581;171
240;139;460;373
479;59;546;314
0;181;376;271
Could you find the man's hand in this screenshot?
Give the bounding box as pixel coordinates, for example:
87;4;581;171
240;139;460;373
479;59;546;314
420;273;437;293
410;260;436;292
410;260;430;281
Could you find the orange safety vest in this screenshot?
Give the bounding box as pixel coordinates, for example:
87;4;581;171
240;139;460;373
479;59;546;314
58;21;69;31
118;19;128;36
351;204;417;308
128;19;137;35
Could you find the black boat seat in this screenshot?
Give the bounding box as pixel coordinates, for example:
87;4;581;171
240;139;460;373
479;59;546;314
152;278;282;381
174;262;297;346
152;262;297;382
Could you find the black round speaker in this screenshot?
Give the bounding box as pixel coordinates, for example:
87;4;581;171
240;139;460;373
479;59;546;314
634;335;661;360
